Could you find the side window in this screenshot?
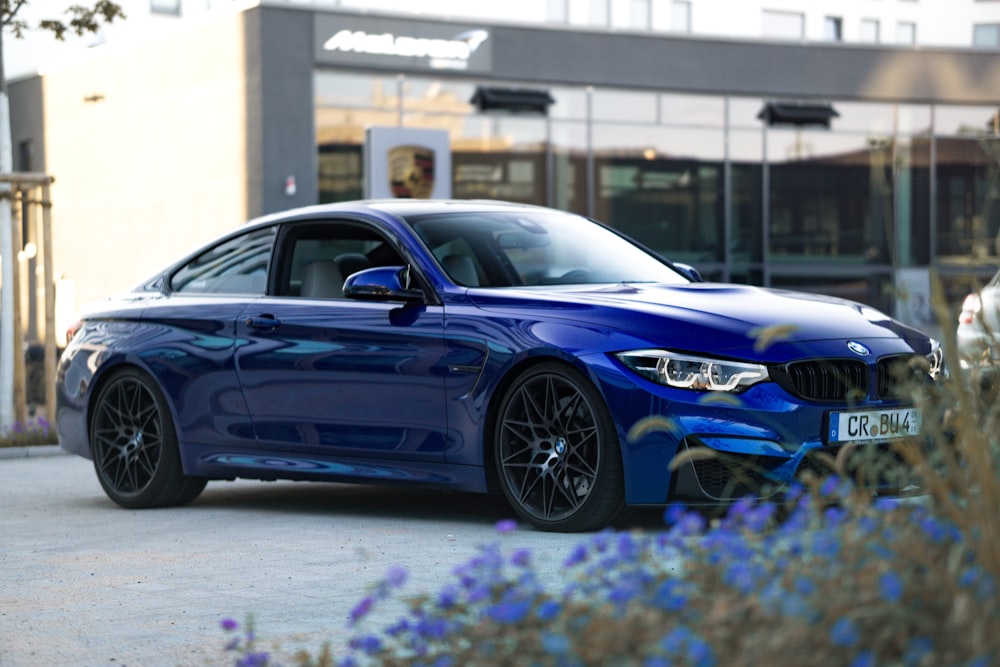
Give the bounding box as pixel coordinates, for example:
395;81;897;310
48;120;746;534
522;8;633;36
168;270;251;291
170;226;276;295
279;222;405;299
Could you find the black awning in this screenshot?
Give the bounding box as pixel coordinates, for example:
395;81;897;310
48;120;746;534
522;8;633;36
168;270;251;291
757;101;839;128
470;86;554;114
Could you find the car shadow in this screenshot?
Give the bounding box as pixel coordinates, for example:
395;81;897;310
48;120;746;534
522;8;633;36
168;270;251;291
187;480;667;532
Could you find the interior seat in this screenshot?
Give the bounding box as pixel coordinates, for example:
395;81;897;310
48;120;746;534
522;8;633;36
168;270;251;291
300;259;344;298
335;252;372;278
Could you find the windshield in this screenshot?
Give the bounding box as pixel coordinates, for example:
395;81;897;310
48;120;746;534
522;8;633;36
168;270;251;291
405;210;690;288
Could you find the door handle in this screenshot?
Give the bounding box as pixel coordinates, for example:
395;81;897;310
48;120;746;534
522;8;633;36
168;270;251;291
244;315;281;329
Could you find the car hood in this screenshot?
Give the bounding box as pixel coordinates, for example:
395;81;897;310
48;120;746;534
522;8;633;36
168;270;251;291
464;282;932;361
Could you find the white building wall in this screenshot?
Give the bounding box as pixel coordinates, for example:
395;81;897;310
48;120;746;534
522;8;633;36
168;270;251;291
7;0;1000;81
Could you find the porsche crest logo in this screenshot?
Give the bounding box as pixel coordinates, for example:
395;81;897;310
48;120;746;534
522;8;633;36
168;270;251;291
389;145;435;199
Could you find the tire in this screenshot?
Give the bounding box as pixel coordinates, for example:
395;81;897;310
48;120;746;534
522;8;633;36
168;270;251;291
493;362;627;532
90;368;207;509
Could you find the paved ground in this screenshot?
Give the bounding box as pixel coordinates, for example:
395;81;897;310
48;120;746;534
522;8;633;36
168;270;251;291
0;447;666;666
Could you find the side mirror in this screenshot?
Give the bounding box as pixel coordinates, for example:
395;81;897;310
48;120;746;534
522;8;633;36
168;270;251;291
672;262;704;283
343;266;425;303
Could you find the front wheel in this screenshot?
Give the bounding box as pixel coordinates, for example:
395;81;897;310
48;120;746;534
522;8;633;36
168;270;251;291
90;368;207;508
493;362;627;532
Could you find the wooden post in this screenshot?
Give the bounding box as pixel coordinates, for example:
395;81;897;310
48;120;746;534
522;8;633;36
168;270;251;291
0;173;56;428
10;186;25;426
41;182;56;425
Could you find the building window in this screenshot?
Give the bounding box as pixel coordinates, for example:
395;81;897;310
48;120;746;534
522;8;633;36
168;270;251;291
671;0;691;32
569;0;609;27
150;0;180;15
629;0;652;29
973;23;1000;47
896;21;916;45
824;16;843;41
860;19;880;43
548;0;568;22
762;10;804;40
17;140;33;172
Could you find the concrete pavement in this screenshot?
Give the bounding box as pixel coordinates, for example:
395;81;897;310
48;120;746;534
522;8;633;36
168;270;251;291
0;449;664;666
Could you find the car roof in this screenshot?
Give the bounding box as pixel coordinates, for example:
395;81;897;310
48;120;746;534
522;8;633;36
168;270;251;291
244;199;555;228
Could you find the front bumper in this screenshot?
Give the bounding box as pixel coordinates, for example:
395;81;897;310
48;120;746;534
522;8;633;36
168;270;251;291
585;353;924;505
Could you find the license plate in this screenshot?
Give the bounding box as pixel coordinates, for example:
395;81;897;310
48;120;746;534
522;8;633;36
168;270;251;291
828;408;922;444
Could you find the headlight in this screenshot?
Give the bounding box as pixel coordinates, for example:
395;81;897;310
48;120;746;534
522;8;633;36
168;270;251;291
927;340;944;380
615;349;770;392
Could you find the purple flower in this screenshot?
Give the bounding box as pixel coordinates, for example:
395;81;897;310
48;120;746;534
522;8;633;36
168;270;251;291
723;561;759;594
386;565;408;588
810;530;841;559
386;619;411;637
663;503;689;525
660;626;692;654
744;503;776;532
495;518;518;534
564;543;589;567
486;599;531;624
818;474;842;498
236;652;271;667
674;511;707;537
686;636;716;667
415;618;450;640
830;617;859;647
348;595;375;626
873;497;902;512
823;506;848;527
878;571;903;604
348;635;382;654
436;586;458;609
511;548;532;567
850;650;875;667
535;599;561;621
220;618;239;632
616;532;640;559
652;580;688;612
793;575;815;597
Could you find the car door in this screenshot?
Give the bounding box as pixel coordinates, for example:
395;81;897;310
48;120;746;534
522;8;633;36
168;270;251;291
138;224;277;451
233;219;450;461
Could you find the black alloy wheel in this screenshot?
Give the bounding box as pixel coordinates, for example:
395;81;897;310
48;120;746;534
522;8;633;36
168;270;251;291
90;368;206;508
494;362;626;532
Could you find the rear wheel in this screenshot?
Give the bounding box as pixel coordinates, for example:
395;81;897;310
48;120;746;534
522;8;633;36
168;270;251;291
90;368;206;508
493;362;626;532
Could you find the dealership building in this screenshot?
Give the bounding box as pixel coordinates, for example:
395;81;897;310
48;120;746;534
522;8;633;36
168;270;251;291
9;1;1000;335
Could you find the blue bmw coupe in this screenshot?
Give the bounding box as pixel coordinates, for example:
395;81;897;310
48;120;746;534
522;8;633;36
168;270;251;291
56;200;941;531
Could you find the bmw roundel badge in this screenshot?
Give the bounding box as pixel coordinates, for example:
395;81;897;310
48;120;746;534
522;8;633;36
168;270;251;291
847;341;871;357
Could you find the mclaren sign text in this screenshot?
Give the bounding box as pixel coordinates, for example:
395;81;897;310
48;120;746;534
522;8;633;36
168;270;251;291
315;16;491;72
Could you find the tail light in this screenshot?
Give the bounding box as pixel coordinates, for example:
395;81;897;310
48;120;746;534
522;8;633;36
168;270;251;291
65;320;83;343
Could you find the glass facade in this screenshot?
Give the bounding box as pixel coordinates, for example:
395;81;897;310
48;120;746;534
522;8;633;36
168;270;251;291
314;70;1000;320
